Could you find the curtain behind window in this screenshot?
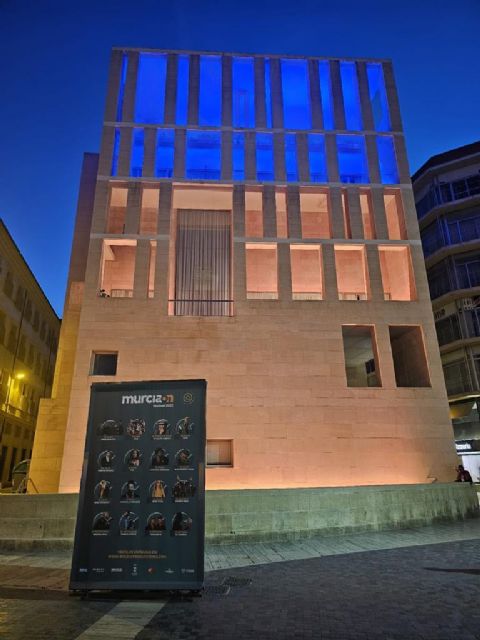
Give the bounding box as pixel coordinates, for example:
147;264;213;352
175;209;232;316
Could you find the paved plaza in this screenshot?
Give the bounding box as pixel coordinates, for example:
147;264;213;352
0;519;479;639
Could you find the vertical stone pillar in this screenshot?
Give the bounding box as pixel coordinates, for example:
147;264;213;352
330;61;345;131
366;245;384;302
329;187;345;239
164;53;178;124
91;182;110;234
122;51;139;122
270;58;284;128
365;134;380;184
277;243;292;301
254;57;267;128
188;54;199;125
394;134;410;184
174;129;186;179
143;127;156;178
322;244;338;301
98;126;115;176
286;187;301;238
356;62;374;131
274;133;286;182
158;183;172;235
245;132;256;181
125;182;141;234
263;186;277;237
118;127;132;177
400;186;421;241
309;60;323;129
346;188;363;239
222;55;232;127
133;238;150;299
233;185;245;237
383;61;403;132
222;131;232;181
370;187;389;240
104;50;123;122
296;133;309;182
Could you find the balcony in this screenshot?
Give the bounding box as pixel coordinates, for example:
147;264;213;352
416;173;480;219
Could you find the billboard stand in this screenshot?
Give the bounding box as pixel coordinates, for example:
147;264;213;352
69;379;206;594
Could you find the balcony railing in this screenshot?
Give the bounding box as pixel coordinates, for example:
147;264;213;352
110;289;133;298
338;292;368;300
416;173;480;219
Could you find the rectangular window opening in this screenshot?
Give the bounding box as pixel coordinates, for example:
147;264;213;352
232;57;255;128
299;189;331;239
131;128;144;177
291;245;323;300
379;246;416;301
99;240;136;298
308;134;327;183
318;61;334;130
384;189;407;239
285;133;298;181
134;53;167;124
281;58;311;129
340;61;363;130
359;189;376;239
366;63;391;132
155;129;174;178
206;440;233;467
174;210;232;316
377;136;399;184
342;325;381;387
140;188;159;234
245;189;263;238
246;243;278;299
107;187;128;234
334;245;369;300
91;352;118;376
389;326;431;387
337;135;369;184
256;133;274;181
186;130;221;180
199;55;222;126
275;189;288;238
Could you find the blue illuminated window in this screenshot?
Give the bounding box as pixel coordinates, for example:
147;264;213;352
232;132;245;180
155;129;174;178
285;134;298;181
318;61;334;130
232;57;255;128
256;133;274;181
340;61;362;130
186;130;221;179
134;53;167;124
111;128;120;176
308;134;327;182
337;135;369;183
377;136;399;184
175;54;189;125
116;53;128;121
131;129;144;177
281;59;311;130
199;55;222;126
265;59;273;128
366;63;391;132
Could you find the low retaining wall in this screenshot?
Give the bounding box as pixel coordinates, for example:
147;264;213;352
0;483;477;549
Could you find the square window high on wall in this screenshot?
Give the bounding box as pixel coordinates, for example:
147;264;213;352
334;245;369;300
186;130;221;180
389;326;430;387
290;245;323;300
337;135;369;184
378;246;416;301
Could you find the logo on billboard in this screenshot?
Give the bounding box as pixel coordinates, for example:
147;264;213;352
121;394;174;407
183;392;194;404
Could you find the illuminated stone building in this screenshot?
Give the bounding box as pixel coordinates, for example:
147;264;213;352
30;48;459;494
412;141;480;481
0;220;59;487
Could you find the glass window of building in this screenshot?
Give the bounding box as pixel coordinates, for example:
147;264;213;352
199;55;222;126
256;133;274;181
100;240;136;298
366;63;391;132
91;353;118;376
246;243;278;298
131;128;144;177
308;134;327;182
299;189;331;238
339;61;363;130
290;245;323;300
232;57;255;128
377;136;399;184
175;54;189;125
116;53;128;121
155;129;174;178
186;130;221;180
111;128;120;176
318;61;334;130
206;440;233;467
281;58;311;130
378;246;416;301
342;326;381;387
285;134;299;181
334;245;369;300
232;132;245;181
389;326;430;387
134;53;167;124
264;58;273;128
337;135;369;183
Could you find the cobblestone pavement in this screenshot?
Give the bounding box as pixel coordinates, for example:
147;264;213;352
0;521;479;639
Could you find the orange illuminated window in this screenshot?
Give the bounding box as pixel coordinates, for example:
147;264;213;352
140;188;159;234
334;245;369;300
290;245;323;299
99;239;136;298
206;440;233;467
245;188;263;237
275;189;288;238
299;189;331;238
106;187;128;234
384;189;407;240
246;243;278;299
359;189;376;239
378;246;415;301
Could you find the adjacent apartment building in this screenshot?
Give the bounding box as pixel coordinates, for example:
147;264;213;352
0;220;59;487
412;140;480;481
29;48;459;494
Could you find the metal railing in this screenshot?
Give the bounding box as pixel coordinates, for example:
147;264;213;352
416;173;480;219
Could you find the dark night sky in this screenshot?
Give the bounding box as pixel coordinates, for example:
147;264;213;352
0;0;479;317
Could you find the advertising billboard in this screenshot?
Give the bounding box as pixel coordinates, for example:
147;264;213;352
70;379;206;591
